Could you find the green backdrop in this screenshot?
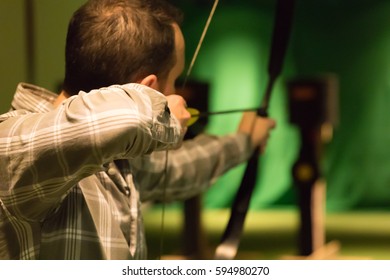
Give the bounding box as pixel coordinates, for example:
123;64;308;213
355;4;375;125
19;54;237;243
175;0;390;211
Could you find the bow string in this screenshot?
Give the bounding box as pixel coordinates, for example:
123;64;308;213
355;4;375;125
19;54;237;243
158;0;220;259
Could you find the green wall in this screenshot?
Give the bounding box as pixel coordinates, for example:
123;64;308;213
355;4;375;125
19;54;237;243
177;0;390;211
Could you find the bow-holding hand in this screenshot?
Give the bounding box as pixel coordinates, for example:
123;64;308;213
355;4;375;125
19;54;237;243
238;112;277;154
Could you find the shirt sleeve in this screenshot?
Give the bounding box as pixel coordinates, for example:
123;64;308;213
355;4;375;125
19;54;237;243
0;83;182;221
131;132;253;202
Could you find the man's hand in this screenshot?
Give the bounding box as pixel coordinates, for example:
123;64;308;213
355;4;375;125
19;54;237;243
166;94;191;137
238;111;276;153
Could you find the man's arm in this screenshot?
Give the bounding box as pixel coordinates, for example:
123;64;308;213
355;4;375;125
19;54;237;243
0;83;183;221
133;132;253;202
133;112;276;202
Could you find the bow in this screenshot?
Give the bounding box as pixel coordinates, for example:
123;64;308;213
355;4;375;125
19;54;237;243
159;0;295;260
214;0;296;259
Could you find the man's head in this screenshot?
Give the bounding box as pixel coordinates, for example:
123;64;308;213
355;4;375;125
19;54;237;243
63;0;184;96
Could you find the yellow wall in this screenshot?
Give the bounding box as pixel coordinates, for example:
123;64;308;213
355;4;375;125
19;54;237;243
0;0;85;112
0;0;26;112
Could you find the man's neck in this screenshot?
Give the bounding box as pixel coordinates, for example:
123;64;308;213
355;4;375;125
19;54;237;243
53;90;70;108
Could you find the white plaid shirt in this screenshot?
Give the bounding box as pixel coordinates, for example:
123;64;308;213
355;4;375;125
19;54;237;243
0;83;251;259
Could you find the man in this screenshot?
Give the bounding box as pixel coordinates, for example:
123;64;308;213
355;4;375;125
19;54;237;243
0;0;275;259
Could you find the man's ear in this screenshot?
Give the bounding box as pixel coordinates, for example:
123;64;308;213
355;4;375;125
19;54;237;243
139;74;159;90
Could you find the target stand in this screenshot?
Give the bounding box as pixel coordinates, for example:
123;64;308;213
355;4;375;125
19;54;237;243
282;75;343;260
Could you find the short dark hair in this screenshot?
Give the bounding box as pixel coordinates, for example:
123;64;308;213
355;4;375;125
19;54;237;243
63;0;183;96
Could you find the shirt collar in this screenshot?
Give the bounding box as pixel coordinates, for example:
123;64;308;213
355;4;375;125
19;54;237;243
11;82;58;113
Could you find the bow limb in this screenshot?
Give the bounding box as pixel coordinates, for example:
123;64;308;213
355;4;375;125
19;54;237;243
214;0;296;260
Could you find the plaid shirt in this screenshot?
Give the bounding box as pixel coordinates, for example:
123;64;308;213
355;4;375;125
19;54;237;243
0;83;251;259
